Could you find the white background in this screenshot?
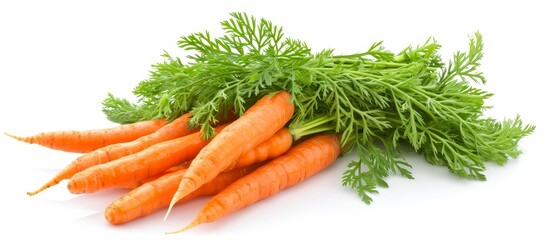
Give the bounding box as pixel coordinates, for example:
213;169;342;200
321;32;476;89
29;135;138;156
1;0;547;239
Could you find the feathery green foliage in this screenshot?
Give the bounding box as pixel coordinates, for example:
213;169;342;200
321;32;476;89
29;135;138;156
102;12;534;203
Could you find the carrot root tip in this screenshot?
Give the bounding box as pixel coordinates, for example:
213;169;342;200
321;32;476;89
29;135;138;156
163;201;176;222
27;185;48;196
27;180;57;196
4;132;27;142
164;193;184;221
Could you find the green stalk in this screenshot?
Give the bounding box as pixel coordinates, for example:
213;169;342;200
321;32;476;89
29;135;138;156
289;115;338;141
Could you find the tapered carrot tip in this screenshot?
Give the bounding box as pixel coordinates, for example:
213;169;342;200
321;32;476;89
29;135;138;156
163;198;179;222
27;180;56;196
164;191;185;221
4;132;31;143
27;189;41;196
166;218;202;234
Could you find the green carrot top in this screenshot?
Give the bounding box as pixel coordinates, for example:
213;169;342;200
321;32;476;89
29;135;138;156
102;12;535;203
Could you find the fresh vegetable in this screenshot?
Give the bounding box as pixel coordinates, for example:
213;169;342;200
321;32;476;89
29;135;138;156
27;113;196;196
168;133;341;233
105;164;260;225
104;12;534;202
5;11;535;235
224;127;293;171
118;127;291;190
165;90;294;219
5;118;166;153
67;124;229;194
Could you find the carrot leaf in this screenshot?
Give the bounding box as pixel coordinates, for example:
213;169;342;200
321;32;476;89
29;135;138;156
102;12;535;203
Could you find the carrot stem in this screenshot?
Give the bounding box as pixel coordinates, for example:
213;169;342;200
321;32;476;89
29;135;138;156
289;115;337;141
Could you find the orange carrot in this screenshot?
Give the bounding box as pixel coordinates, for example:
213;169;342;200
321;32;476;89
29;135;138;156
224;127;293;171
119;166;187;190
5;118;166;153
165;91;294;219
120;128;293;190
105;164;260;225
169;133;341;233
66;124;229;194
27;113;196;196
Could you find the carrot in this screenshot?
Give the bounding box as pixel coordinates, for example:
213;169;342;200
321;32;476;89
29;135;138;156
165;91;294;219
224;127;293;171
119;166;186;190
67;124;229;194
105;164;260;225
5;118;166;153
169;133;341;233
120;128;292;190
27;113;196;196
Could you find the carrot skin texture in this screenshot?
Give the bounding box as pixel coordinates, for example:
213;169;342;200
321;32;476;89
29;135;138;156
27;113;195;196
168;91;294;215
67;124;228;194
173;133;341;232
225;127;293;171
5;118;166;153
105;165;259;225
119;166;188;190
120;129;292;190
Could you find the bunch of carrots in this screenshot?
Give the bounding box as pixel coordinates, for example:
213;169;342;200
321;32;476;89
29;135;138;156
6;91;340;233
6;12;535;235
